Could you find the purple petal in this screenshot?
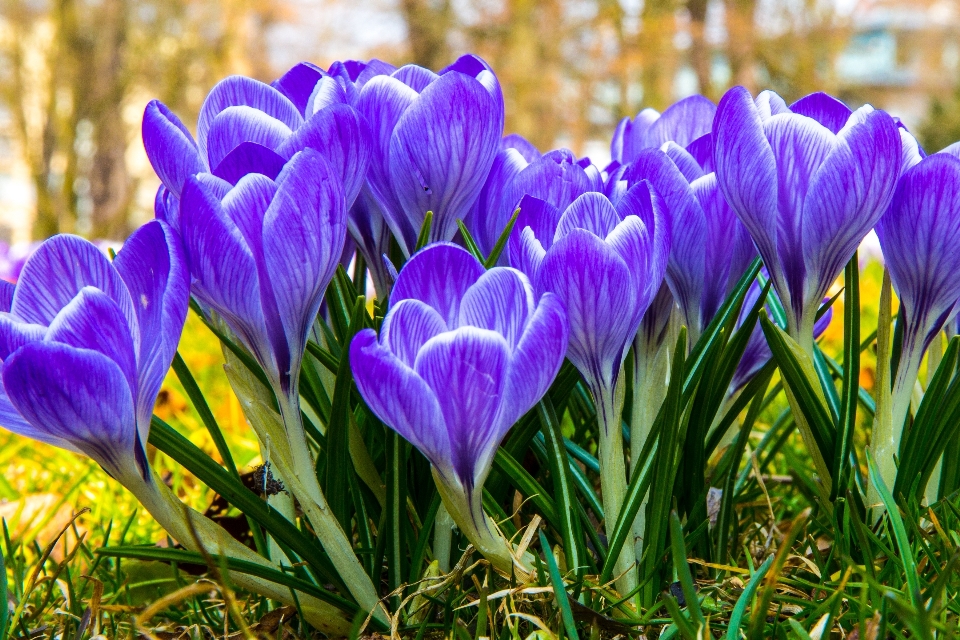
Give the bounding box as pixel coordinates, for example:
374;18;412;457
0;313;44;360
154;185;180;231
500;149;596;224
803;109;900;305
3;342;142;478
197;76;302;163
755;90;790;119
415;327;510;487
263;150;347;387
45;287;138;398
179;177;271;373
646;94;716;148
714;87;782;305
788;92;852;134
350;329;451;473
272;61;326;115
380;299;448;367
613;181;671;303
278;103;371;207
348;187;394;297
502;133;539;162
389;71;502;244
441;54;505;131
467;147;528;255
206;106;292;169
392;65;439;92
142;100;206;198
662;142;705;182
537;230;638;390
556;192;621;240
0;281;14;313
356;75;420;253
876;153;960;353
612;108;659;164
390;243;485;326
458;267;535;349
504;292;568;423
12;236;137;333
307;76;350;115
685;132;714;173
113;220;189;440
212;142;287;184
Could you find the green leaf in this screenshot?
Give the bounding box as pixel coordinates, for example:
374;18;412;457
172;351;268;557
759;312;835;465
148;417;344;592
727;555;773;640
484;207;520;269
831;255;860;501
305;340;340;374
456;220;486;263
384;431;408;606
662;594;699;640
670;511;704;630
96;546;359;617
326;295;368;530
866;449;922;610
492;449;558;524
407;493;441;586
189;299;273;392
415;210;434;252
747;511;808;640
0;534;7;640
538;396;586;578
538;530;580;640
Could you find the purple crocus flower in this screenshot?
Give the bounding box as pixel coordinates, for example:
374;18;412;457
873;151;960;489
0;222;187;483
143;68;370;212
177;149;345;411
611;95;716;165
509;183;670;591
614;147;756;343
713;86;901;355
350;243;567;574
356;55;505;255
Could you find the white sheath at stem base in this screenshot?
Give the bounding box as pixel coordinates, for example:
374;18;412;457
433;469;534;580
222;351;387;624
591;375;638;598
123;469;352;635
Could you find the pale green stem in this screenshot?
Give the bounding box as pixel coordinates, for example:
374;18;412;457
924;333;944;506
222;351;386;623
433;503;455;573
432;469;533;579
629;333;670;563
785;306;833;494
873;338;922;501
868;272;893;520
591;375;637;597
124;469;351;634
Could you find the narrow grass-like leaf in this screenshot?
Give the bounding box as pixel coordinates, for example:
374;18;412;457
669;511;704;630
0;536;6;640
484;207;520;268
539;530;580;640
831;256;860;501
415;210;434;252
385;430;408;606
408;493;441;586
189;299;273;391
456;220;486;263
326;295;367;530
97;546;359;616
747;511;808;640
305;340;340;374
866;450;922;610
538;396;586;577
662;595;699;640
759;313;835;465
726;554;774;640
148;417;344;591
493;449;558;524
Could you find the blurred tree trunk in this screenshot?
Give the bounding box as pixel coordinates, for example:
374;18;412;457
687;0;712;98
726;0;757;91
400;0;452;69
640;0;677;110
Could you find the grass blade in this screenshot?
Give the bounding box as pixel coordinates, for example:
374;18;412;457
484;207;520;268
493;448;558;524
538;396;586;578
538;530;580;640
415;210;434;252
726;555;774;640
831;255;860;501
456;220;485;263
670;510;704;631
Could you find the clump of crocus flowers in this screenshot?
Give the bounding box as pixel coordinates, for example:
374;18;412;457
0;50;955;630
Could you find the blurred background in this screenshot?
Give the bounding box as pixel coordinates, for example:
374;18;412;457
0;0;959;246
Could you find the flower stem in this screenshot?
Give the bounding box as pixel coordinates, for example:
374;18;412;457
433;470;533;579
592;376;638;598
125;470;351;635
629;333;670;562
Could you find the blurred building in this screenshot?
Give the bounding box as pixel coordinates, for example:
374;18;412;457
836;0;960;126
